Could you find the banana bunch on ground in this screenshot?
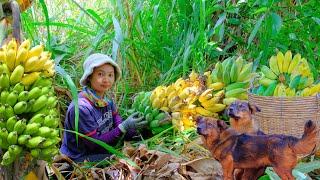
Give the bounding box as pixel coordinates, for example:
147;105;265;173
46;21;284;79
130;91;172;134
0;39;60;166
149;71;207;131
251;51;320;97
206;56;253;106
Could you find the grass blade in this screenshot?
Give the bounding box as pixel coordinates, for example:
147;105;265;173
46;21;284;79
63;129;138;168
39;0;51;49
247;14;265;48
56;66;79;143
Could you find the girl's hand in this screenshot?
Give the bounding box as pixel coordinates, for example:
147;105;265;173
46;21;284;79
119;112;148;132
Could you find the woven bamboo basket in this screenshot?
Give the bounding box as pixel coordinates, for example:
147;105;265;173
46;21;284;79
248;92;320;142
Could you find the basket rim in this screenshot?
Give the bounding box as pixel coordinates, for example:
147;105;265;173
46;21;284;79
247;90;320;101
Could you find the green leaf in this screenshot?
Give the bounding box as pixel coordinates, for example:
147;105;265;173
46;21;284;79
253;7;268;14
270;13;282;35
228;18;241;25
86;9;104;26
63;129;138;168
39;0;51;49
31;22;96;36
247;14;265;48
112;16;123;61
214;13;226;30
312;17;320;25
56;66;79;144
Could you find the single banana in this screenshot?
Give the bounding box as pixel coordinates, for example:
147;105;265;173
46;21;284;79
276;51;285;74
27;44;44;59
282;50;292;73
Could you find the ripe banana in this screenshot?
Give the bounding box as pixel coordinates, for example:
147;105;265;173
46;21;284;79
195;107;215;117
9;65;24;85
27;44;44;59
21;72;40;86
269;56;279;75
282;51;292;73
287;53;301;74
277;52;285;74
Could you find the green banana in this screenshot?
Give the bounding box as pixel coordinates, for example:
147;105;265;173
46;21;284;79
259;78;277;87
225;88;247;98
6;91;18;107
154;112;167;121
37;126;52;137
50;129;59;138
11;83;24;93
31;77;52;89
13;101;28;114
0;63;10;75
24;123;41;135
263;82;277;96
0;128;8;140
31;95;48;112
41;138;56;148
0;121;6;128
44;116;58;128
25;99;35;113
235;56;244;75
18;91;29;101
0;105;5;119
40;86;51;96
30;149;41;158
230;62;238;83
29;113;45;124
237;62;253;82
222;59;232;85
145;113;153;122
47;96;57;108
1;151;15;166
4;104;15;120
8;145;22;156
289;75;302;90
6;116;18;132
9;65;24;85
28;86;42;100
13;119;27;134
0;73;10;90
260;65;277;80
26;136;45;149
215;62;223;81
18;134;31;145
7;131;18;145
0;91;9;104
225;82;249;91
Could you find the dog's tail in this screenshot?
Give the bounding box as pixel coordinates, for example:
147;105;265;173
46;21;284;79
293;120;318;155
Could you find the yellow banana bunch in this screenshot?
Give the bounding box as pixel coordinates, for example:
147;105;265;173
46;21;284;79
255;51;316;97
0;39;59;167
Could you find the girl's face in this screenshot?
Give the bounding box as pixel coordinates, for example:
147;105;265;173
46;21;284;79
89;63;115;97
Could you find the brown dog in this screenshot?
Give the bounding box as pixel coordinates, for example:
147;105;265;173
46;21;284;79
227;100;263;135
196;116;317;180
227;101;265;179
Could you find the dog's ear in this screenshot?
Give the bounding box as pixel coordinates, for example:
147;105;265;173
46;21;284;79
217;120;228;130
248;103;261;114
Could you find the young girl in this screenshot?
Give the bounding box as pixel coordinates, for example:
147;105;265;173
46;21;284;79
60;53;147;162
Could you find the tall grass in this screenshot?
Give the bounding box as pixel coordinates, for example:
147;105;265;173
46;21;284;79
21;0;319;111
